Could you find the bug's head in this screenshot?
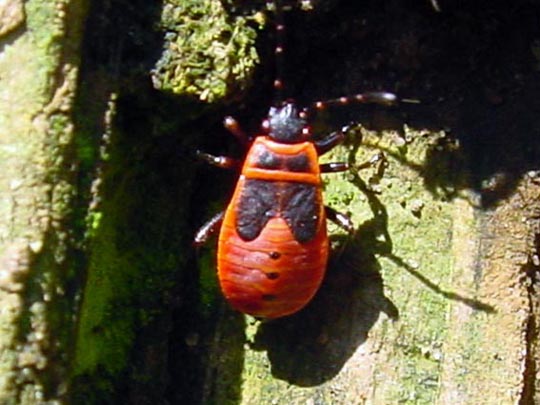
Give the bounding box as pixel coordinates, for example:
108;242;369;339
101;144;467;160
262;102;310;143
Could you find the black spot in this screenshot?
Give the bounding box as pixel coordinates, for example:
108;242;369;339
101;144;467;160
262;294;277;301
269;251;281;259
265;272;280;280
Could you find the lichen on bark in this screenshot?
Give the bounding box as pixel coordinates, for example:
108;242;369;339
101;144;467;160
0;0;88;402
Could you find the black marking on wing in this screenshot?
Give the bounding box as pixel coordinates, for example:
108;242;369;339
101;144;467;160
236;179;278;241
235;180;321;243
282;183;320;243
254;150;311;172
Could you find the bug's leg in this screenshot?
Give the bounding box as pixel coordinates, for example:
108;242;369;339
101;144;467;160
196;150;240;170
325;206;354;234
314;125;348;155
320;162;349;173
194;211;225;247
224;116;250;146
320;151;385;173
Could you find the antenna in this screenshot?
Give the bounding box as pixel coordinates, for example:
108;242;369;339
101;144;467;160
263;2;416;118
267;0;287;105
311;92;399;110
308;91;419;113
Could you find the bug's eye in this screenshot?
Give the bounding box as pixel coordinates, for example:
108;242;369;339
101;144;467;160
262;119;270;132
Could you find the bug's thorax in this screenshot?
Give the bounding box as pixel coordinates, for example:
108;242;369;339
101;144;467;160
241;136;321;185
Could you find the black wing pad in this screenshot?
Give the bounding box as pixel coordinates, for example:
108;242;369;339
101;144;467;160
281;183;319;243
236;179;278;241
235;179;320;243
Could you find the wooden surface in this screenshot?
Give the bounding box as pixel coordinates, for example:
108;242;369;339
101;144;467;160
0;0;86;402
2;0;539;403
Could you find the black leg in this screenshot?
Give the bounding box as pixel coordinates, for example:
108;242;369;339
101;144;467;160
320;153;385;173
325;206;354;234
194;211;225;247
314;125;348;155
196;150;240;169
320;162;349;173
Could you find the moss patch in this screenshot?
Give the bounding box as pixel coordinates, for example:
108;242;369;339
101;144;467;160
153;0;260;103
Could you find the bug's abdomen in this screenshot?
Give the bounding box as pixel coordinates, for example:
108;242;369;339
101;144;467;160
218;201;328;318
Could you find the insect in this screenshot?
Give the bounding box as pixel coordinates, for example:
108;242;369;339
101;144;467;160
194;0;398;318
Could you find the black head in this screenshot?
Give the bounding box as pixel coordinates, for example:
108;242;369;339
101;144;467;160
263;103;309;143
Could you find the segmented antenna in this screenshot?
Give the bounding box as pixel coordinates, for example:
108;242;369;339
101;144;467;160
309;91;419;113
264;2;415;114
311;91;398;111
267;0;287;105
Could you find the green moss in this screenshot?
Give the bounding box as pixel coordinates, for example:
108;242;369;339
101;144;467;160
340;127;453;404
70;76;207;403
153;0;260;102
73;205;135;376
73;146;188;355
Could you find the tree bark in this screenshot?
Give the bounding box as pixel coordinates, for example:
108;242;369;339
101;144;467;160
0;0;87;402
2;0;539;404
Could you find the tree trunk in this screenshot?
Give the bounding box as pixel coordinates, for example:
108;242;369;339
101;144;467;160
1;0;539;404
0;0;87;402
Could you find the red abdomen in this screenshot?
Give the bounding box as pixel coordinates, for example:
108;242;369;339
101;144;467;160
217;137;329;318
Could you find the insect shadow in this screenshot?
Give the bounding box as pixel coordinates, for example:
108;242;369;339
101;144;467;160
345;128;495;314
250;218;398;386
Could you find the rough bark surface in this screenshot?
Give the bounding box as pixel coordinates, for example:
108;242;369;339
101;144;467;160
0;0;87;402
2;0;540;404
